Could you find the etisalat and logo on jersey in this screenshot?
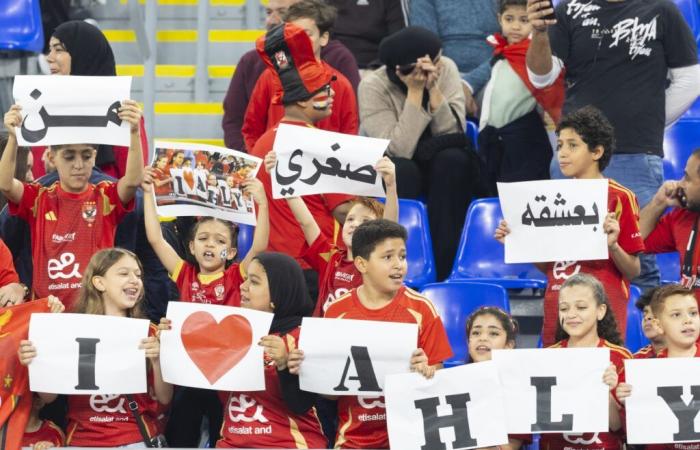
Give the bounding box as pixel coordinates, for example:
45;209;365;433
566;0;659;60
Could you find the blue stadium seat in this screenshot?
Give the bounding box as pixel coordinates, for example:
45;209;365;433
420;281;510;366
657;251;681;284
448;198;547;289
0;0;44;52
663;119;700;180
399;199;437;289
466;120;478;150
237;224;254;260
626;285;650;353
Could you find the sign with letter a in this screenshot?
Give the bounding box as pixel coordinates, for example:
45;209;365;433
386;362;509;450
626;358;700;445
298;317;417;395
28;313;150;394
492;348;610;434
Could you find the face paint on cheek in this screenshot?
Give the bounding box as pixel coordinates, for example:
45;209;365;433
220;249;228;260
311;95;331;111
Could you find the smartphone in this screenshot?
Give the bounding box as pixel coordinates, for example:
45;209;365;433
675;187;688;208
542;0;556;21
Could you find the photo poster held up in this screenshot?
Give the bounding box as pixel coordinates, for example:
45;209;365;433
497;178;609;263
150;141;263;226
13;75;133;147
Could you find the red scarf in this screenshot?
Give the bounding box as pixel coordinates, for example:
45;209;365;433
488;33;565;124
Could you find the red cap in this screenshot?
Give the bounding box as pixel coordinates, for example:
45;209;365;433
256;23;334;104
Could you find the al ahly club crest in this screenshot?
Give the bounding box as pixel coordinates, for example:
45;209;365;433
274;50;290;69
82;202;97;224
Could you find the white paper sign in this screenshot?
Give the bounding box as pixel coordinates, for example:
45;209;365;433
625;358;700;445
151;141;263;225
498;179;608;263
298;317;418;395
386;362;509;450
160;302;273;391
13;75;132;147
271;123;389;199
28;313;150;394
492;348;610;434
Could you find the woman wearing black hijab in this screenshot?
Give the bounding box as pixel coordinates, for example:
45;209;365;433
358;26;479;281
216;252;327;449
31;20;148;179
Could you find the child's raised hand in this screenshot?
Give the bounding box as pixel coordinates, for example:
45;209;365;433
47;295;64;313
410;348;436;379
32;440;57;450
0;283;25;307
615;382;632;405
603;213;620;248
157;317;172;341
264;151;277;174
118;100;142;134
139;336;160;361
375;156;396;188
602;363;618;389
494;220;511;244
18;340;37;366
287;349;304;375
259;335;288;370
242;178;267;206
142;166;157;193
3;105;22;137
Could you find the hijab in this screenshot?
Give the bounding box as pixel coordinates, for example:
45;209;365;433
254;252;312;335
378;26;442;91
52;20;117;165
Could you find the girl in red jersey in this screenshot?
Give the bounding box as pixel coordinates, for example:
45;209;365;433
215;252;326;449
22;394;65;449
542;273;631;450
264;151;399;315
465;306;530;450
18;248;172;447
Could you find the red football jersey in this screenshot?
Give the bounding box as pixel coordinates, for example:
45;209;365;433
0;238;19;287
22;419;65;447
324;286;453;449
644;207;700;294
541;180;645;346
171;260;242;306
216;328;326;449
250;121;353;269
9;181;133;311
303;233;361;317
65;325;163;447
541;338;632;450
633;344;658;359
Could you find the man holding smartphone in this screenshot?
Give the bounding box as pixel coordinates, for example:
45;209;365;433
525;0;700;290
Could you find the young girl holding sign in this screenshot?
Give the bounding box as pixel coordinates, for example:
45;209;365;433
543;273;631;450
466;307;530;449
18;248;172;447
494;106;644;346
215;252;327;448
142;166;269;306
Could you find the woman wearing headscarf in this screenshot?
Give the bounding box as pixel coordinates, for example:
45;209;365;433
358;26;478;281
30;20;149;179
216;252;326;449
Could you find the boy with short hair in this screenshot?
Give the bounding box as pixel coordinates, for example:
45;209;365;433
242;0;358;151
0;101;144;310
633;286;665;358
617;284;700;449
495;106;645;346
289;219;453;449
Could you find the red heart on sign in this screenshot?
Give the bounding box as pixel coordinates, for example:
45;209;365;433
181;311;253;384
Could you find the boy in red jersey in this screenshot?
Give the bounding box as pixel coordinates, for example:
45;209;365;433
264;151;399;315
617;284;700;449
21;395;65;449
241;0;358;151
495;106;645;346
632;286;665;359
289;219;453;449
0;101;143;310
250;21;352;300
